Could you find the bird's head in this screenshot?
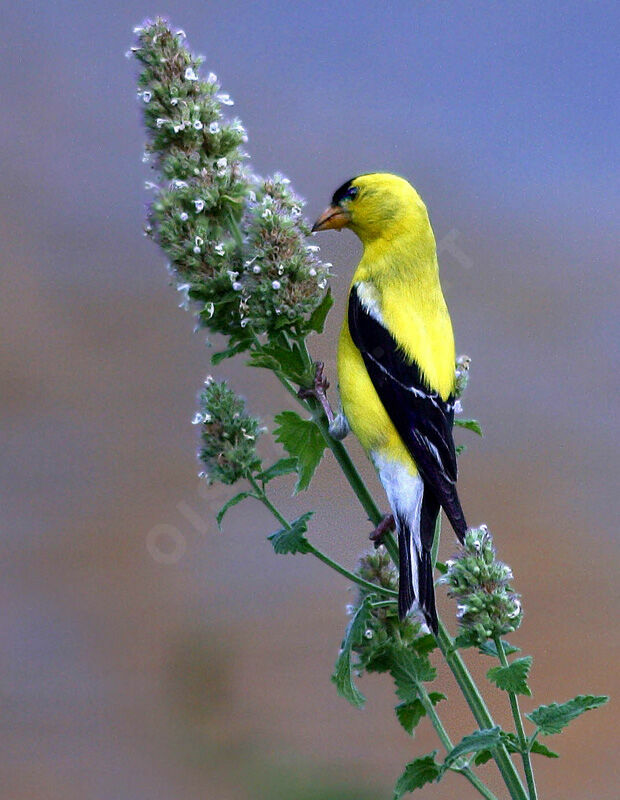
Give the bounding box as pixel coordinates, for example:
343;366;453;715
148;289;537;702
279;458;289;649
311;173;429;245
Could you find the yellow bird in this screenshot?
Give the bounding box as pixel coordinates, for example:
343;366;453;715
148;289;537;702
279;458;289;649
312;173;467;633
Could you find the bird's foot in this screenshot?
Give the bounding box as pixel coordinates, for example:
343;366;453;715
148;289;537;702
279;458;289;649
297;361;334;424
369;513;395;548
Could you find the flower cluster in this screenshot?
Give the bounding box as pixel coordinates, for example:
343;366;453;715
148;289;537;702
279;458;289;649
197;378;263;484
440;526;522;646
352;548;423;670
132;18;330;341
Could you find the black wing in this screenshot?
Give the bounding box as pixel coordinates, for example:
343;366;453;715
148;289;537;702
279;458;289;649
348;285;467;541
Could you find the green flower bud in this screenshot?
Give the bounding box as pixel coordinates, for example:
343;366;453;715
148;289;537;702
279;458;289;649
440;526;522;646
197;378;262;484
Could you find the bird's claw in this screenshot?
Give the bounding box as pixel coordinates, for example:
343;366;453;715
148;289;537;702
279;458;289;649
369;513;395;548
297;362;334;423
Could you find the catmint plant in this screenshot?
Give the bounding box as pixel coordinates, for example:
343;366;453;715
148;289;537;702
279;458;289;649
131;19;608;799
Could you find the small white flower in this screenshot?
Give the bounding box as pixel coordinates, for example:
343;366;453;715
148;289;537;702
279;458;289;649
364;629;373;640
192;412;204;425
306;245;320;253
318;279;327;289
232;282;242;291
277;264;285;275
172;122;185;133
142;90;152;103
171;179;188;189
170;97;179;107
227;270;238;281
240;318;249;328
291;206;301;217
195;236;204;247
207;71;217;83
261;208;272;220
204;374;214;385
280;177;291;185
179;212;189;222
271;280;281;290
184;67;198;81
308;267;317;277
217;93;234;105
247;190;257;203
193;246;201;254
144;181;157;190
216;157;228;174
175;28;186;39
193;120;203;130
194;198;205;212
204;302;214;318
209;121;220;134
132;25;144;33
323;261;333;268
214;243;225;256
252;265;261;274
454;399;463;415
141;152;151;163
156;118;166;128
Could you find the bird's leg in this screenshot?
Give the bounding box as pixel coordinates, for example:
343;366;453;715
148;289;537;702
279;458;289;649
369;513;395;548
297;361;335;424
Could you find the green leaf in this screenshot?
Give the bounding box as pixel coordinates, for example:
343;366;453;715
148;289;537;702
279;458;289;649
526;695;609;736
216;491;254;528
454;418;483;436
393;753;441;798
412;633;437;656
434;560;448;575
257;457;298;483
306;288;334;334
530;740;560;759
454;629;480;650
395;699;426;735
444;727;502;768
473;750;494;766
247;336;310;383
478;639;521;657
273;410;326;492
390;648;436;704
331;597;373;708
487;656;533;696
211;339;250;364
268;511;313;555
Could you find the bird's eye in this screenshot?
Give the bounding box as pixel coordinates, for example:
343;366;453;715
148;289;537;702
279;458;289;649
344;186;359;201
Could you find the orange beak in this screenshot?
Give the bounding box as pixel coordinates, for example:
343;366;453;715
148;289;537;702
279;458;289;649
311;204;351;232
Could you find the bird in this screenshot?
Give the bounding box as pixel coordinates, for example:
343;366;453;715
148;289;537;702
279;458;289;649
311;173;467;634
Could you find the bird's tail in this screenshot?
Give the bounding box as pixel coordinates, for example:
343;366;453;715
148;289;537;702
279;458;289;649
397;518;438;634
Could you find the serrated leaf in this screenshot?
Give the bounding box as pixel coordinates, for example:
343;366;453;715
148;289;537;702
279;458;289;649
393;752;441;798
331;597;373;708
273;410;326;492
454;418;483;436
454;629;480;650
390;648;436;704
434;560;448;575
395;699;426;735
211;339;250;364
444;727;502;768
530;740;559;759
257;457;298;483
479;639;521;657
487;656;533;696
428;691;447;705
413;633;437;656
268;511;313;555
363;642;394;674
216;491;253;529
306;288;334;334
526;695;609;736
473;749;494;766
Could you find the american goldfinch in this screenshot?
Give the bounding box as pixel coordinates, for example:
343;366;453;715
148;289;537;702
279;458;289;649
312;173;467;633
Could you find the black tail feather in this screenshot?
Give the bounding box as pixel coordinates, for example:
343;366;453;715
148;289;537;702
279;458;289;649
397;519;439;635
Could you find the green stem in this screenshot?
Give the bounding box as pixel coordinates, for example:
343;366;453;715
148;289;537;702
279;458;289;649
247;476;397;600
415;683;498;800
494;636;538;800
436;623;528;800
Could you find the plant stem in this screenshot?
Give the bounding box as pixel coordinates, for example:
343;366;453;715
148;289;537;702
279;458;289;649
494;636;538;800
436;623;528;800
415;683;499;800
247;476;397;599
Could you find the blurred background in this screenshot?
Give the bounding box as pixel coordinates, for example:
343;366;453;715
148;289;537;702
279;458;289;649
1;2;618;798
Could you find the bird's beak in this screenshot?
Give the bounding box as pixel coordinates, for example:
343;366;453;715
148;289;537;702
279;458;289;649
311;204;351;232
